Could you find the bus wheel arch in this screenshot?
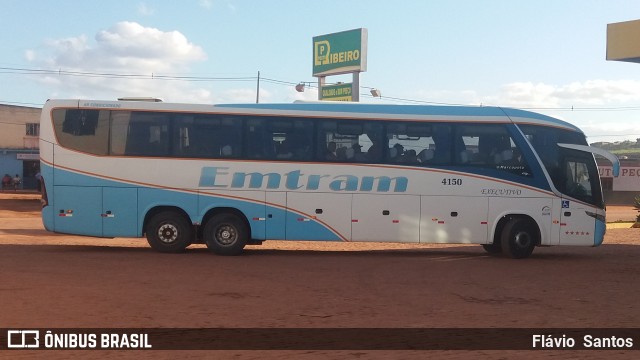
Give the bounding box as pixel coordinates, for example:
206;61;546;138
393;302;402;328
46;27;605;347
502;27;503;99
496;214;540;259
144;206;194;253
201;208;251;256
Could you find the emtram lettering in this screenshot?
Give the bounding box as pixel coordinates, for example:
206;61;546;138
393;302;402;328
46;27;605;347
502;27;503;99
199;167;408;193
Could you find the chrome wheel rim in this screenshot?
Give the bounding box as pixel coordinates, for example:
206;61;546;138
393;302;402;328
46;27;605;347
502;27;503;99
215;225;237;246
158;224;178;244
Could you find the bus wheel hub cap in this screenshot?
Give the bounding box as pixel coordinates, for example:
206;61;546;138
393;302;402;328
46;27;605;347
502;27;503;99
158;225;178;243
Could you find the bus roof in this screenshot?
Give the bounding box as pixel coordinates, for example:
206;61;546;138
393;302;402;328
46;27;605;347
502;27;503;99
215;102;582;132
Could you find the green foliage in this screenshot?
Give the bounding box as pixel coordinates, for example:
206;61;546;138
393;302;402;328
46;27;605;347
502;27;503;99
591;140;640;159
635;195;640;223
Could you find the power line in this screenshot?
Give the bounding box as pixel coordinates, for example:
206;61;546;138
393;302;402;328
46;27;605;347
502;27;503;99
5;65;640;112
0;66;257;82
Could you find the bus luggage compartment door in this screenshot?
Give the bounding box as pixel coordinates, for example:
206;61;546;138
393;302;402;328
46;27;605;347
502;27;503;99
351;194;420;243
53;185;102;237
420;196;488;244
285;192;352;241
102;187;138;237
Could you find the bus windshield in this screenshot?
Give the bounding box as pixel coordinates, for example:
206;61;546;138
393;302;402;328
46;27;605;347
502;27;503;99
518;125;604;208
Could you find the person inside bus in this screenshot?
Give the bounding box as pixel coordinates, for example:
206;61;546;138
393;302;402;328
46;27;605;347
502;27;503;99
345;147;355;161
336;146;347;160
388;143;404;162
326;141;338;160
475;135;500;165
417;149;435;164
351;143;366;161
401;149;418;164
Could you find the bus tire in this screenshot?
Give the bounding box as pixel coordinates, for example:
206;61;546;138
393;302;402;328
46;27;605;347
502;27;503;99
482;243;502;254
500;218;537;259
145;211;194;253
203;213;248;256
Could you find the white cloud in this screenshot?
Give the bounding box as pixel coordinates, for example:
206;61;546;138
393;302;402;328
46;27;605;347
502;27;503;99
485;81;640;143
487;80;640;108
27;22;214;102
93;22;206;69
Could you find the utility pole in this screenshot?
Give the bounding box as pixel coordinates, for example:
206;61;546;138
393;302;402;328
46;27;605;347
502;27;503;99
256;71;260;103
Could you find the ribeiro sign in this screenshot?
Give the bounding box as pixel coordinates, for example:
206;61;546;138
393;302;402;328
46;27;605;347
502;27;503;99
313;28;368;76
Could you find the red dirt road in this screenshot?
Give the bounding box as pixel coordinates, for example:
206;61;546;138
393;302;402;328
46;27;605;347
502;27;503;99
1;193;639;359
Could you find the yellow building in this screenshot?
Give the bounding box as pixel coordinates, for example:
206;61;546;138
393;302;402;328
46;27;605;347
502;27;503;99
607;19;640;63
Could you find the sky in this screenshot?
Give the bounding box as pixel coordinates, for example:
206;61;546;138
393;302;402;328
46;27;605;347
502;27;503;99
2;0;640;143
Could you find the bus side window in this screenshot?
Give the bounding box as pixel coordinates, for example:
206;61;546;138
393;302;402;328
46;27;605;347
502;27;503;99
245;118;272;159
289;119;313;160
53;109;109;155
384;122;432;165
62;109;100;136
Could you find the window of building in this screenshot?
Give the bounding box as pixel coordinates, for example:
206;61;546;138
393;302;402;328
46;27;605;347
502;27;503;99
26;123;40;136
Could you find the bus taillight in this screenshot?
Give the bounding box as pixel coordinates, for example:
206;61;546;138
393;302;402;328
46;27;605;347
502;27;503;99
41;178;48;208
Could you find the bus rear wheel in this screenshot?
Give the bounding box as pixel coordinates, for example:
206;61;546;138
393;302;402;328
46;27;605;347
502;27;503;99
203;213;248;256
500;218;537;259
145;211;194;253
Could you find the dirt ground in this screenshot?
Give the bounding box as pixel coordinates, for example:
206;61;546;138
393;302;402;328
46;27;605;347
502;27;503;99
0;192;639;359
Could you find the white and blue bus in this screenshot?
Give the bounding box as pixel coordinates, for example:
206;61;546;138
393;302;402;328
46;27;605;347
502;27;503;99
39;99;620;258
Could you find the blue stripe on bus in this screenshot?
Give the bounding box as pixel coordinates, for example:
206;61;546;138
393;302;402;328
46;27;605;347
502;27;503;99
43;165;342;241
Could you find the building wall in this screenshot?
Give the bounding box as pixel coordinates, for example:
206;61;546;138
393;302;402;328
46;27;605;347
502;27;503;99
598;159;640;205
0;104;41;190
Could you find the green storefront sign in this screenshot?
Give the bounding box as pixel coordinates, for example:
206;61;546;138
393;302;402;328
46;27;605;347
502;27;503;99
313;28;368;76
320;83;353;101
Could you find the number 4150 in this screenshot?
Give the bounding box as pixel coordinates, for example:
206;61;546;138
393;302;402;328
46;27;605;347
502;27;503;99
442;178;462;186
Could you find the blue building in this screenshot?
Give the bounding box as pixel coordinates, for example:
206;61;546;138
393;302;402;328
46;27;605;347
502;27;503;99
0;103;40;190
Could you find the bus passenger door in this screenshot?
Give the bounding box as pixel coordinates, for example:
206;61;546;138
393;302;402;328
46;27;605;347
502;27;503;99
421;196;488;244
559;198;594;246
53;186;102;237
351;194;420;243
285;192;352;241
102;187;138;237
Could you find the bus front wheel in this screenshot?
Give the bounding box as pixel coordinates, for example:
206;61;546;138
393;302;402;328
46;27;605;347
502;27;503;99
145;211;194;253
203;213;248;256
500;218;537;259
